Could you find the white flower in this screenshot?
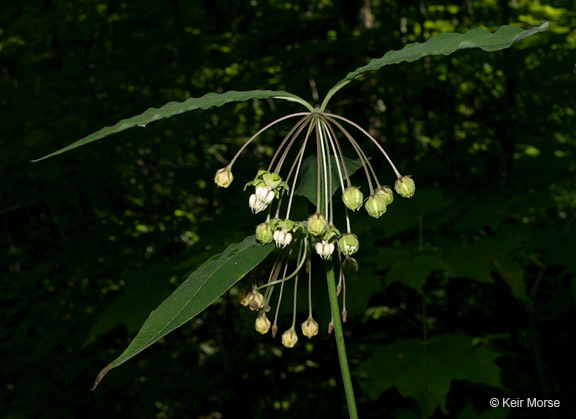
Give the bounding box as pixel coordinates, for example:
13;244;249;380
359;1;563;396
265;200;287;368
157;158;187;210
249;186;275;213
273;229;293;248
315;241;335;259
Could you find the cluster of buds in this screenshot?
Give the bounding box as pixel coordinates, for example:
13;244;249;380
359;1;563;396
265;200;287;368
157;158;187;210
215;108;415;348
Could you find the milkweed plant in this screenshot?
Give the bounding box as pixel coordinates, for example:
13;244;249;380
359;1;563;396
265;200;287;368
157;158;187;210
34;22;547;418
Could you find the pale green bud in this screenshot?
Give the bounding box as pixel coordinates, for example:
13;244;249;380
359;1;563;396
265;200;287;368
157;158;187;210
365;195;387;218
281;328;298;348
255;313;271;335
255;222;274;244
338;233;359;256
301;316;319;339
375;186;394;205
342;186;363;211
248;290;265;311
307;213;328;236
395;176;415;198
238;288;251;306
214;167;233;188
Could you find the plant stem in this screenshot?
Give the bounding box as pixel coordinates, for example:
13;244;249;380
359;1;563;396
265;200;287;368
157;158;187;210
325;259;359;419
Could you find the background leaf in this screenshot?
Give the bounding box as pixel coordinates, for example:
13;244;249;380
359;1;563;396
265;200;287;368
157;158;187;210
357;334;504;418
92;235;273;388
294;154;364;206
32;90;310;162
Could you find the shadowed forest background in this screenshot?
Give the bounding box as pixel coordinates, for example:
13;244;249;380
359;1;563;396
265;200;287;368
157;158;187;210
1;1;575;418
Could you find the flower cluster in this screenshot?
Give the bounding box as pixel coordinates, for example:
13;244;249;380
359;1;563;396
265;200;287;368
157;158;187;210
214;110;415;348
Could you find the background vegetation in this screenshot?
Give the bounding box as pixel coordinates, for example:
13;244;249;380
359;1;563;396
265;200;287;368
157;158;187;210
1;1;575;418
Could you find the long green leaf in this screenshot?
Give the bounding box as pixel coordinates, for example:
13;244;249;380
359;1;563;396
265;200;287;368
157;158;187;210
92;235;273;389
33;90;313;162
321;22;548;111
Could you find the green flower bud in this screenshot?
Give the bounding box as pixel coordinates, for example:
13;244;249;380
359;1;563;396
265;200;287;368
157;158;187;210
395;176;415;198
301;316;319;339
255;222;274;244
338;233;359;256
342;186;364;211
342;256;359;274
365;194;387;218
255;312;271;335
214;167;233;188
375;186;394;205
281;328;298;348
307;213;328;236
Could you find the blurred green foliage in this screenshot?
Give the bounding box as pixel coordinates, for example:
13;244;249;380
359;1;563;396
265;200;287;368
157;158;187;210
1;0;575;418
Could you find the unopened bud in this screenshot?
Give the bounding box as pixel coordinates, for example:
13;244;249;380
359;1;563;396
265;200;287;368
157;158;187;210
342;256;359;273
315;241;335;260
395;176;415;198
256;222;274;244
255;312;271;334
338;233;360;256
214;167;233;188
239;288;251;306
307;213;327;236
375;186;394;205
248;290;265;311
301;316;319;339
365;194;387;218
281;328;298;348
342;186;364;211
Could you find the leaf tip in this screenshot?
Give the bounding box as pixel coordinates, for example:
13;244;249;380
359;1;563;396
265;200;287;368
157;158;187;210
91;362;115;390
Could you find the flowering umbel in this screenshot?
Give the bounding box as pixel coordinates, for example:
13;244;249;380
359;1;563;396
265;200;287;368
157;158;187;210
215;108;414;347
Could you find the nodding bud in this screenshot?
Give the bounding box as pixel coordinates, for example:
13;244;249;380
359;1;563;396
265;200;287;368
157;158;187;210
338;233;360;256
315;241;335;260
307;213;328;236
273;229;293;248
249;186;275;213
214;167;233;188
395;176;415;198
255;312;271;335
256;222;274;244
239;288;251;306
375;186;394;205
281;328;298;348
365;194;387;218
301;316;319;339
342;256;359;274
342;186;364;211
248;290;265;311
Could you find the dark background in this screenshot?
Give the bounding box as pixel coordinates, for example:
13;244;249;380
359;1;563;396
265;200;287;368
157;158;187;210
1;1;575;418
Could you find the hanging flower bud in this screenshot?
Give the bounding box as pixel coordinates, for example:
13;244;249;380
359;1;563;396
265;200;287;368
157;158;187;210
255;312;271;335
307;213;328;236
395;176;415;198
342;186;364;211
239;288;251;306
338;233;360;256
315;241;335;260
273;229;293;248
375;186;394;205
248;290;265;311
301;316;319;339
342;256;359;273
214;167;233;188
255;222;274;244
281;328;298;348
365;194;387;218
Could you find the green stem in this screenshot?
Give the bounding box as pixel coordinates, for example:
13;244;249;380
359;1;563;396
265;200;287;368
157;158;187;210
325;259;359;419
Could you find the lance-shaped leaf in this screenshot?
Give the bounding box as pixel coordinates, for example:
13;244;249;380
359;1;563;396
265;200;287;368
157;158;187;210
321;22;548;110
92;235;273;389
33;90;313;162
